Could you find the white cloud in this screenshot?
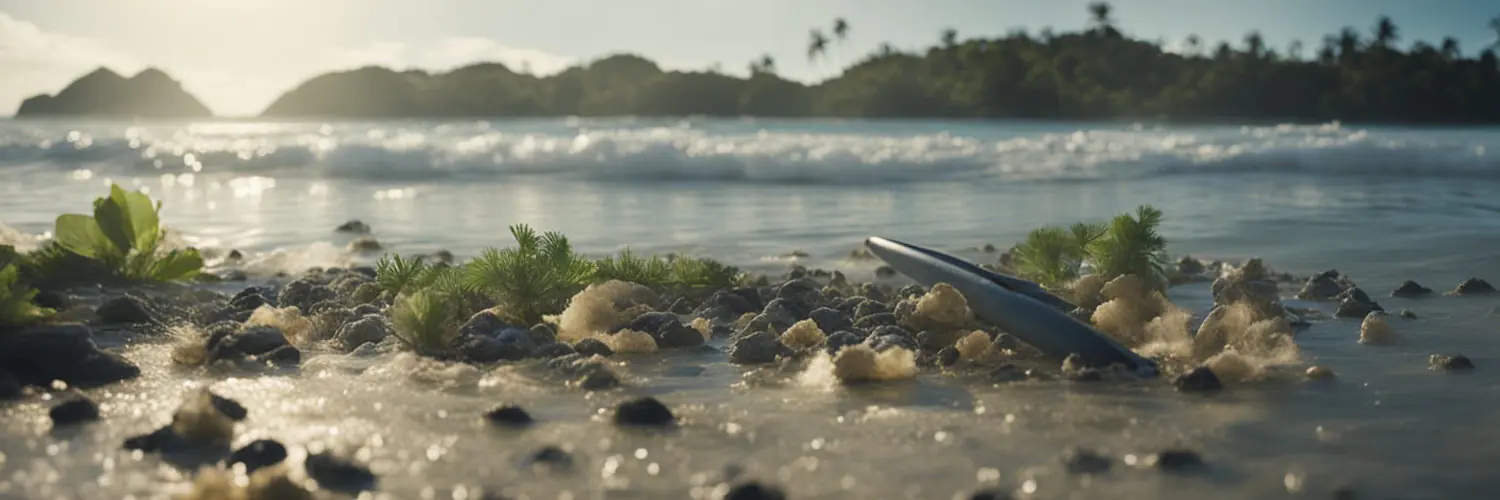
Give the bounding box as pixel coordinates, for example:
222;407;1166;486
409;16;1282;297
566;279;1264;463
328;37;576;76
0;11;143;114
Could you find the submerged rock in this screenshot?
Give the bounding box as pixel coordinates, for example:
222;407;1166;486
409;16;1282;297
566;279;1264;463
614;397;675;427
0;324;140;388
1333;288;1383;319
1429;354;1475;372
573;338;614;357
1174;367;1222;392
968;489;1014;500
1062;447;1113;474
988;364;1026;382
1296;270;1350;301
229;439;288;473
1151;449;1205;470
527;445;574;470
97;295;158;325
725;482;788;500
530;342;576;359
304;452;377;492
1305;366;1337;380
728;331;792;365
209;325;290;363
335;220;371;233
1447;277;1497;296
122;426;186;453
49;396;101;426
484;405;534;427
1391;280;1434;297
334;316;391;351
345;236;382;253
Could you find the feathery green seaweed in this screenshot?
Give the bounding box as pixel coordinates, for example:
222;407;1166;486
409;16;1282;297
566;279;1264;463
593;247;672;286
1088;205;1169;290
669;256;743;289
375;253;431;296
1011;226;1087;290
465;224;594;325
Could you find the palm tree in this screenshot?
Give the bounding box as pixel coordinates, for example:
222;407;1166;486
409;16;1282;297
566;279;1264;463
941;28;958;48
1185;34;1202;55
831;18;851;68
807;29;829;63
1337;27;1362;59
1088;2;1115;36
1490;15;1500;49
1243;31;1266;58
1287;39;1304;60
749;54;776;75
1373;16;1399;49
1441;37;1461;60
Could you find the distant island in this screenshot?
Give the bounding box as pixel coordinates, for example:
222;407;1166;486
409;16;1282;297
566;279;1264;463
16;68;213;118
21;3;1500;123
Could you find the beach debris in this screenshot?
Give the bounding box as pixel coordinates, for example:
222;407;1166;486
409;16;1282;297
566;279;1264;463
1390;280;1434;297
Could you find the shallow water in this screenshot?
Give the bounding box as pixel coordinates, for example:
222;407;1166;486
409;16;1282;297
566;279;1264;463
3;118;1500;499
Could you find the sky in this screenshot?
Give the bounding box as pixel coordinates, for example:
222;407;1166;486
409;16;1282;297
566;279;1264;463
1;0;1496;117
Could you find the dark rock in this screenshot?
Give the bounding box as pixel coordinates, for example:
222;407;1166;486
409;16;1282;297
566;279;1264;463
304;452;377;492
989;364;1026;382
573;338;614;357
227;249;244;261
277;279;336;312
1399;309;1418;319
1334;297;1382;319
1067;307;1094;323
730;287;764;312
696;291;756;321
1337;287;1373;304
530;342;576;359
1391;280;1434;298
334;316;391;351
429;250;455;264
528;446;573;469
761;298;805;324
228;290;267;311
1449;277;1497;295
866;332;918;353
614;397;675;427
1296;270;1348;301
853;299;891;319
875;265;897;278
97;295;157;325
578;368;621;390
494;328;538;359
0;372;20;400
352;303;382;316
968;489;1014;500
1068;368;1104;381
1429;354;1475;372
0;324;140;388
484;405;534;427
1153;449;1204;470
808;307;854;334
725;481;787;500
729;331;792;365
854;312;898;329
32;290;68;311
349;266;377;279
1062;447;1113;474
346;236;382;253
123;426;185;452
1174;367;1222;392
459;310;516;338
336;220;371;234
1024;369;1053;380
454;335;518;363
210;393;248;421
936;347;960;367
1176;256;1206;276
1214;279;1280;307
254;345;301;366
824;331;863;355
620;312;703;348
49;396;101;426
229;439;288;473
528;324;558;345
897;284;926;300
210;326;289;361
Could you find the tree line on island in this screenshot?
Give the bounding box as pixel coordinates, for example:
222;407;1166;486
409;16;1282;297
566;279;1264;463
17;3;1500;123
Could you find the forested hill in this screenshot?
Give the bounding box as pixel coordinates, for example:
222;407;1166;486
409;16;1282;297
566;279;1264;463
259;5;1499;123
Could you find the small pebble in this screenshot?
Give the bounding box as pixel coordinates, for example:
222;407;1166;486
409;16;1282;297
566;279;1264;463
229;439;288;473
968;489;1014;500
613;397;675;427
49;396;100;426
578;369;621;390
304;452;377;492
528;445;573;469
209;393;248;421
1305;366;1337;380
1151;449;1204;470
1429;354;1475;372
724;481;788;500
1398;309;1418;319
1062;447;1112;474
936;347;960;367
485;405;534;427
1174;367;1222;392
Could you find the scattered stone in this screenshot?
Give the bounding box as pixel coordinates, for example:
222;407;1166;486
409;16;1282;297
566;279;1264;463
453;335;517;363
229;439;288;473
808;307;854;333
725;481;788;500
1151;449;1204;470
619;312;704;348
96;295;157;325
1429;354;1475;372
304;452;377;492
349;266;377;278
1296;270;1349;301
578;368;621;390
277;279;336;312
530;342;576;359
210;326;290;362
209;393;248;421
345;236;382;253
1305;366;1336;380
528;445;573;469
824;331;862;355
49;396;101;426
335;220;371;233
122;426;185;453
573;338;614;357
1334;288;1383;319
0;324;140;388
334;316;392;351
1391;280;1434;297
528;324;558;345
1062;447;1113;474
1447;277;1497;296
614;397;675;427
227;249;244;261
728;331;792;365
1174;367;1222;392
1398;309;1418;319
696;291;756;321
1176;256;1206;276
853;299;891;319
32;290;68;311
229;290;268;311
459;310;516;338
936;347;960;367
854;312;898;329
484;405;534;427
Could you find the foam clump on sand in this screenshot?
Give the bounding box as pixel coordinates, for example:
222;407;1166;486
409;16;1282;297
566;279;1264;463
365;352;482;387
780;319;826;349
172;388;236;445
1070;274;1108;309
1359;312;1398;345
1091;275;1194;359
603;329;658;354
245;305;316;345
170;324;210;366
557;280;659;341
954;330;994;362
912;283;972;329
177;466;313;500
800;344;917;386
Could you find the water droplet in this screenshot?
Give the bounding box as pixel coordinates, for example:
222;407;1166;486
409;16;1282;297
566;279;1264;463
634;448;648;459
647;463;660;475
976;467;1000;482
1022;479;1037;494
1284;472;1304;493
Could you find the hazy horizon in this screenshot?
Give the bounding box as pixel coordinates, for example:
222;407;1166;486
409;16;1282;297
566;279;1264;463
2;0;1496;117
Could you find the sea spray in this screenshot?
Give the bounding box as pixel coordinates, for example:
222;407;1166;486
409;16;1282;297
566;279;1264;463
556;280;659;342
799;345;917;386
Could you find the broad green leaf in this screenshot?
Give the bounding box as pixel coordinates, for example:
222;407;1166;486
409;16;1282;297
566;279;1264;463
54;214;115;260
94;191;136;255
116;186;162;253
149;249;203;281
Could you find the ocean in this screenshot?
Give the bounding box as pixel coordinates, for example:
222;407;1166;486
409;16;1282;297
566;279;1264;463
2;118;1499;499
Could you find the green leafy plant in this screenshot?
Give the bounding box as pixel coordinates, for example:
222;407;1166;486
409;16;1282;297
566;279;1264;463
669;256;742;289
0;262;53;329
465;224;594;325
375;253;431;296
593;247;672;286
1087;205;1169;290
1011;226;1086;290
52;184;202;282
